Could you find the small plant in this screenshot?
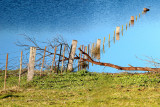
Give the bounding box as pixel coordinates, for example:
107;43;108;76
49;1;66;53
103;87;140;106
77;70;90;76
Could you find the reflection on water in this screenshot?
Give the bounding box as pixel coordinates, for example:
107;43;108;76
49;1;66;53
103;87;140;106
116;33;120;40
131;20;134;26
0;0;158;73
89;7;151;67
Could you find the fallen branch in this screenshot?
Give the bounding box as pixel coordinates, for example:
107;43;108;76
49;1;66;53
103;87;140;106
78;48;160;72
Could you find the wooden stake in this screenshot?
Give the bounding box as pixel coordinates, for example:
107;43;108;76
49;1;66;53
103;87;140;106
57;44;62;73
80;45;82;70
108;34;110;48
40;46;46;77
116;26;120;34
19;51;23;87
139;13;140;18
4;53;8;90
96;39;101;60
55;61;56;72
81;45;84;60
88;44;90;69
122;25;123;31
61;46;65;74
85;46;87;59
51;46;57;72
91;43;94;66
122;30;123;36
91;43;94;58
67;40;78;71
113;31;115;44
116;33;120;40
78;49;80;71
84;46;87;70
136;16;137;20
126;24;127;30
103;37;105;46
131;16;134;21
27;47;36;81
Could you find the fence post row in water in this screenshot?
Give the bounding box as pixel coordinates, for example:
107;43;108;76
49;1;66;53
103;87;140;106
27;47;36;81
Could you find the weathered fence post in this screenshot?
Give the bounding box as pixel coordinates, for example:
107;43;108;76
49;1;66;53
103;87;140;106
4;53;8;90
40;46;46;76
19;51;23;87
96;39;101;60
136;16;137;20
27;47;36;81
116;27;120;40
57;44;62;73
91;43;94;66
78;45;81;71
131;16;134;25
61;45;65;74
67;40;78;71
113;30;115;44
51;46;57;72
108;34;110;48
88;44;90;69
126;24;127;30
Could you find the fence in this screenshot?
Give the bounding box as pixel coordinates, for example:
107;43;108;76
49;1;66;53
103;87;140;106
0;8;149;90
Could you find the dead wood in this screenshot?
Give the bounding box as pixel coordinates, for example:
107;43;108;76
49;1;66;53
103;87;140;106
78;48;160;72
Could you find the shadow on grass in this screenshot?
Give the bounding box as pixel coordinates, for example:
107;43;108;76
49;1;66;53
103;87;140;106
0;94;24;99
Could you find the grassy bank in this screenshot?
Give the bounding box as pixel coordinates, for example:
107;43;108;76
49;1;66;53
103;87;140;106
0;70;160;106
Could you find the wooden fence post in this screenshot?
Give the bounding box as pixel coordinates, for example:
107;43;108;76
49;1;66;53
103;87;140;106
126;24;127;30
108;34;110;48
40;46;46;77
136;16;137;20
27;47;36;81
116;26;120;34
51;46;57;72
61;45;65;74
4;53;8;90
57;44;62;73
78;45;81;71
96;39;101;60
131;16;134;25
88;44;90;69
19;51;23;87
67;40;78;71
116;27;120;40
114;30;115;44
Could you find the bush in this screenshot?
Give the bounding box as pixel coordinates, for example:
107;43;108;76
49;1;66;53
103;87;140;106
77;70;90;76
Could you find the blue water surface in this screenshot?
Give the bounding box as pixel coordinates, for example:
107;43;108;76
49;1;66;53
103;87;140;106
0;0;160;73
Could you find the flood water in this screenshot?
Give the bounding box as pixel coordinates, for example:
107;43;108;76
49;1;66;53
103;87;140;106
0;0;160;73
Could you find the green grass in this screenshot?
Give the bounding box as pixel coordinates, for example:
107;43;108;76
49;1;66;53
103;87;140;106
0;70;160;106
